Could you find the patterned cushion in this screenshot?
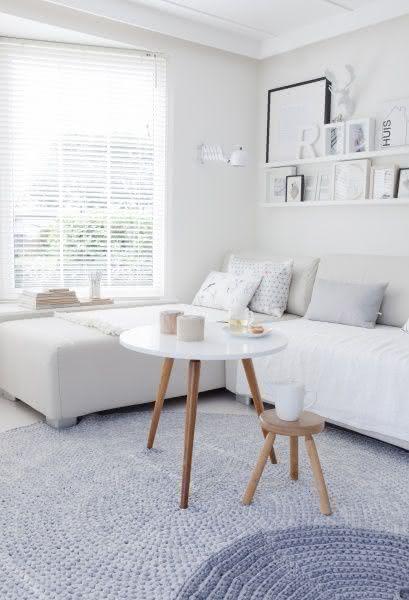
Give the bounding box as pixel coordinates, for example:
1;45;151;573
192;271;261;310
228;256;293;317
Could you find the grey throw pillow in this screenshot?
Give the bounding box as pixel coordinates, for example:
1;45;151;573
305;279;388;328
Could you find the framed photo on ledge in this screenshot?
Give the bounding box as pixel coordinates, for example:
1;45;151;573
286;175;304;203
397;168;409;198
266;166;296;204
266;77;331;163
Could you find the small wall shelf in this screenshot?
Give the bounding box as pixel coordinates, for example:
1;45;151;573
263;146;409;169
259;198;409;208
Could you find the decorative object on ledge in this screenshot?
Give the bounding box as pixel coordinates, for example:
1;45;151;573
296;123;320;159
323;122;345;156
324;64;355;121
266;166;296;204
345;118;375;153
266;77;331;163
378;97;409;149
369;166;398;200
286;174;304;203
199;144;248;167
332;159;370;202
397;168;409;198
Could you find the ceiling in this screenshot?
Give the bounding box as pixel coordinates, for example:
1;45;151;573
3;0;409;59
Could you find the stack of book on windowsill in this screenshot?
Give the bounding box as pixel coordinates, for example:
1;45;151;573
19;289;115;310
19;288;81;309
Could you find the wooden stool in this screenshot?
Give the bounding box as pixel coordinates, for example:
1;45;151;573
243;410;332;516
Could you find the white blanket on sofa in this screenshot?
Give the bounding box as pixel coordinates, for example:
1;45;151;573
55;304;225;335
236;318;409;443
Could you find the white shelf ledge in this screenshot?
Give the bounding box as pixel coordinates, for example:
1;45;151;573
259;199;409;208
264;146;409;169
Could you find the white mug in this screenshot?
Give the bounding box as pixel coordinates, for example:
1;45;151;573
268;380;314;421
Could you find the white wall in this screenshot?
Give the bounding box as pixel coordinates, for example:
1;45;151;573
257;16;409;258
0;0;258;302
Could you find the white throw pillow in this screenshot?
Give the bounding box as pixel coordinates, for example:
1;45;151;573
192;271;261;311
228;256;293;317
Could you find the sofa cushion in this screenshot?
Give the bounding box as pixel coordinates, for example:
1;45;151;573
223;252;319;317
317;254;409;328
192;271;261;310
305;278;387;328
228;256;293;317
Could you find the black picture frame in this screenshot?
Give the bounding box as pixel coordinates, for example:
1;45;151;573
397;167;409;198
266;77;331;163
286;174;305;203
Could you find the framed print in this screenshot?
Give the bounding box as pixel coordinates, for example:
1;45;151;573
370;166;398;200
397;168;409;198
333;159;371;202
317;173;332;202
303;174;318;202
299;164;332;202
265;166;296;204
266;77;331;163
345;118;375;153
323;122;345;156
377;97;409;149
286;175;304;203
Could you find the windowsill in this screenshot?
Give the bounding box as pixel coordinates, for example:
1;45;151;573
0;297;179;323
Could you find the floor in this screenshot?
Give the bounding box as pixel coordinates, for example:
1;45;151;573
0;388;254;433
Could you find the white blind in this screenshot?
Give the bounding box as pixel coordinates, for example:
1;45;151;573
0;38;167;298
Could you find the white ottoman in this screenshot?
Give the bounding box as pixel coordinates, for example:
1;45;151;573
0;317;225;428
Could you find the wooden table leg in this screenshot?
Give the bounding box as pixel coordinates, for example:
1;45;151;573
243;432;276;505
241;358;277;464
147;357;174;449
290;436;298;480
180;360;201;509
305;435;332;516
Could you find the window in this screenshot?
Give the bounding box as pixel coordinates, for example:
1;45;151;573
0;39;167;298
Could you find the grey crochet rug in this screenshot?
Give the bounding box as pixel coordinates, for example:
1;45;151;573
0;405;408;599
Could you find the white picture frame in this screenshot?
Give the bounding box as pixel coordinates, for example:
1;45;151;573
323;122;345;156
345;118;375;154
333;159;371;202
369;166;398;200
317;173;332;202
265;166;296;204
298;163;332;202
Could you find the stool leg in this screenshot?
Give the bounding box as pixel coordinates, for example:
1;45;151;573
304;435;332;516
241;358;277;464
290;436;298;480
243;432;276;505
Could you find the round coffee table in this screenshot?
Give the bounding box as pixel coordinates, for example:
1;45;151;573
120;322;288;508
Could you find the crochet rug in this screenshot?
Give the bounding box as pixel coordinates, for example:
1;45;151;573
0;406;408;599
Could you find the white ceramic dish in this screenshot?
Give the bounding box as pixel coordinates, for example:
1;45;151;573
222;324;274;338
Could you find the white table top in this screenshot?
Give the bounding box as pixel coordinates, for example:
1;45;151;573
120;322;288;361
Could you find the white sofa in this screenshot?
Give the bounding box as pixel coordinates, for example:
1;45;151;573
0;253;408;450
